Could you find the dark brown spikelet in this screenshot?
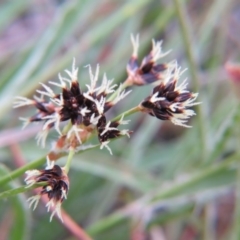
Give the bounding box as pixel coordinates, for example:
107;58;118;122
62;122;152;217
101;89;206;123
126;35;170;86
25;165;69;221
13;60;131;151
139;64;199;127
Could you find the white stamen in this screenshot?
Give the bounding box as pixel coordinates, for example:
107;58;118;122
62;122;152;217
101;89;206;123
96;73;107;94
170;106;198;128
85;64;99;94
97;74;117;95
80;107;90;116
61;76;72;87
37;83;56;98
150;92;165;103
25;179;37;187
162;66;175;85
33;94;44;102
46;198;54;212
90;113;101;125
169;102;180;112
182;93;200;107
120;129;130;138
52;202;63;222
66;124;83;144
46;186;52;192
27;195;41;211
183;109;196;116
19;117;30;129
118;114;131;125
42;114;61;136
172;111;195;119
25;170;41;180
36;129;49;148
171;117;192;128
95;96;106;115
25;170;41;186
49;73;67;89
13;96;35;108
151;39;171;62
46;156;55;170
112;84;132;105
100;141;112;155
61;188;67;199
83;92;95;102
51;94;63;106
65;58;79;83
46;200;63;222
176;78;189;93
100;121;118;136
131;34;139;57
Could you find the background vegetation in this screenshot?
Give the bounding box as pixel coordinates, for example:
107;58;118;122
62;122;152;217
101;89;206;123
0;0;240;239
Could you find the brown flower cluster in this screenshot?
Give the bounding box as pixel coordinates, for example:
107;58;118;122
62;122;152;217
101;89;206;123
139;64;199;127
25;165;69;222
14;35;200;221
126;34;171;86
14;60;131;154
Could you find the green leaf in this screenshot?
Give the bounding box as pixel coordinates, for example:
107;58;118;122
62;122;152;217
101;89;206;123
0;164;30;240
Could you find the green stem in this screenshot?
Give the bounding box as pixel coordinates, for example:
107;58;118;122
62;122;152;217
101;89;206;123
0;144;101;187
173;0;207;162
0;182;46;199
64;149;76;173
0;103;138;187
111;106;140;122
0;156;46;186
62;120;72;135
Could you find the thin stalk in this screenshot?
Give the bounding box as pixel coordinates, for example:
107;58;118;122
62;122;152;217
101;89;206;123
0;90;142;188
111;106;140;122
0;133;128;187
173;0;207;162
0;156;46;186
62;121;72;135
64;149;75;173
0;182;46;199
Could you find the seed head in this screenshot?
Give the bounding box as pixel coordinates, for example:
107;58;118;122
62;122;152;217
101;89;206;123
14;59;131;153
139;62;200;127
25;165;69;222
126;34;171;86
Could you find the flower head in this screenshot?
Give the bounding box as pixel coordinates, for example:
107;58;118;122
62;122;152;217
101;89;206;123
97;114;132;154
126;34;171;86
139;63;200;127
14;59;131;153
25;165;69;222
